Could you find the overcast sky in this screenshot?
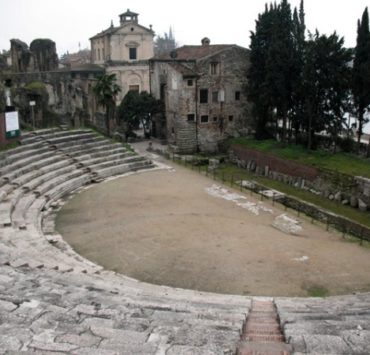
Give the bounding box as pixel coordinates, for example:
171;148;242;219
0;0;369;55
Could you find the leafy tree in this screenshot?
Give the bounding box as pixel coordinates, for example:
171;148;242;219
353;7;370;149
303;31;352;150
93;73;121;136
117;91;163;138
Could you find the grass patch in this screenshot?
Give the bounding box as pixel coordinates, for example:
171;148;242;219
215;163;370;229
306;285;330;298
122;142;134;152
231;138;370;178
0;141;19;152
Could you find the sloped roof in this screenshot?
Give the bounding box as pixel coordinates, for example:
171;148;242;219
155;44;236;60
90;22;153;40
90;26;119;40
167;62;197;77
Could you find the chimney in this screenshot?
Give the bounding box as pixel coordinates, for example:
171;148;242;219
201;37;210;46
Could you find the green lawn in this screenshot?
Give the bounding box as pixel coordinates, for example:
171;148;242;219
215;163;370;229
231;138;370;178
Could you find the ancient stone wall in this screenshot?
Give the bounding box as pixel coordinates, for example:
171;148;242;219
0;70;100;129
10;39;58;73
231;144;370;212
29;39;58;72
10;39;33;73
232;144;318;181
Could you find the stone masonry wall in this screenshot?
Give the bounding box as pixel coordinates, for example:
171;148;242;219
231;144;370;212
0;71;100;129
196;46;250;153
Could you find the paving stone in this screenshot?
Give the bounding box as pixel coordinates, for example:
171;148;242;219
29;340;79;352
72;348;120;355
0;299;18;312
0;335;23;351
302;334;352;354
55;331;101;347
99;339;158;353
166;344;233;355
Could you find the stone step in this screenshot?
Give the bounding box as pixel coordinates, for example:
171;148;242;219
15;159;72;190
94;160;154;180
238;299;292;355
34;169;86;197
73;147;129;163
58;140;122;157
78;151;134;169
237;341;292;355
1;153;66;183
48;134;103;149
0;149;57;178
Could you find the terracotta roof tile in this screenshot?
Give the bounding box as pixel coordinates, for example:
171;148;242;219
155;44;236;60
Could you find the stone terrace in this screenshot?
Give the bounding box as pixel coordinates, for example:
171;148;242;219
0;129;369;354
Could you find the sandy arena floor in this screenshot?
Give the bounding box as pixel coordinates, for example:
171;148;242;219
56;163;370;297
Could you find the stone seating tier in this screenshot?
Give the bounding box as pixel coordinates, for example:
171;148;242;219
0;128;369;354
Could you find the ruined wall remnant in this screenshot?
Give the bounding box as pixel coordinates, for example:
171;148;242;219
30;39;59;72
10;39;33;72
0;65;103;130
10;38;58;73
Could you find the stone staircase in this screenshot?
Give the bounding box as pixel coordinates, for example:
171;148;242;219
237;299;292;355
0;129;250;354
0;128;370;354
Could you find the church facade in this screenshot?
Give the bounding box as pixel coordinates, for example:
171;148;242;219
90;9;154;101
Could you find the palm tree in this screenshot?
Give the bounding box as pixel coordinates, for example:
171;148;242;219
93;73;121;136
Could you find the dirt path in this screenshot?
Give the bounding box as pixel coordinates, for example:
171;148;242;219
56;163;370;297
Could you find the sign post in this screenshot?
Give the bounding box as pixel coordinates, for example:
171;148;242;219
30;101;36;130
5;106;20;139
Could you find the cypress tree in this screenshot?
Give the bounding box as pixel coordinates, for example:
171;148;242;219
353;7;370;150
303;31;352;150
246;5;277;139
291;0;306;143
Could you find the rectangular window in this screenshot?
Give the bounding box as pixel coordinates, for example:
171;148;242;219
129;47;137;60
213;116;218;122
98;48;101;61
160;84;166;101
212;91;218;103
187;79;193;86
235;91;241;101
210;62;219;75
201;115;209;123
102;48;105;60
187;114;195;122
199;89;208;103
228;115;234;122
129;85;140;92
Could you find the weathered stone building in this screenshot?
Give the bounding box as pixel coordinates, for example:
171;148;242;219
150;38;251;153
90;9;154;101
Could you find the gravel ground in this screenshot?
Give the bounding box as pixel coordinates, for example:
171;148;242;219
56;161;370;297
